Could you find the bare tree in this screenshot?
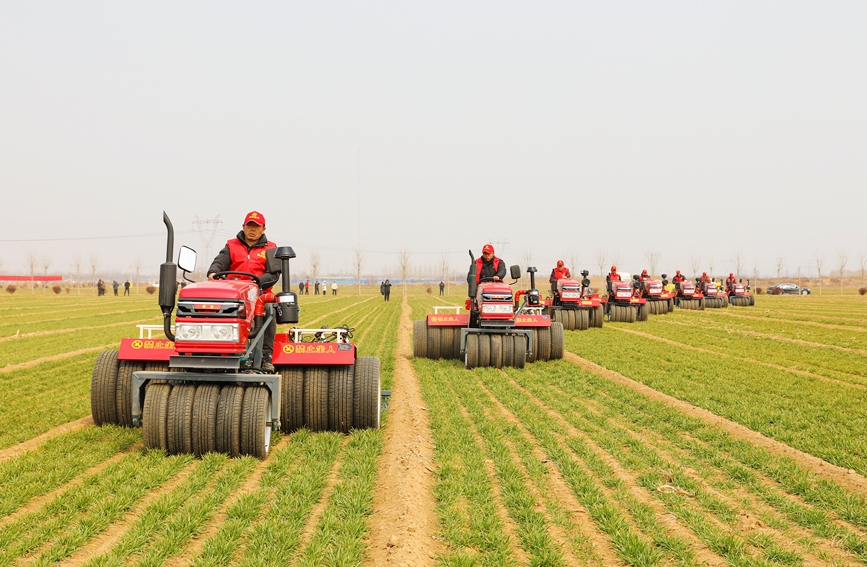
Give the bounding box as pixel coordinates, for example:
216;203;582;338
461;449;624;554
595;249;607;277
837;251;848;295
645;249;660;278
567;247;580;276
774;254;784;282
707;255;715;279
71;256;83;295
132;257;144;295
690;255;701;280
397;246;412;296
353;247;365;295
860;252;867;287
521;246;534;289
814;250;824;295
89;253;100;293
41;256;52;293
26;251;38;292
732;249;745;280
308;250;321;284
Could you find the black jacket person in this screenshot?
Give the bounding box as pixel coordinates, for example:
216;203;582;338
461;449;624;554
469;244;506;285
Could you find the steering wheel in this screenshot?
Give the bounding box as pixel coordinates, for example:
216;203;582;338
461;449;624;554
211;271;261;286
478;277;501;283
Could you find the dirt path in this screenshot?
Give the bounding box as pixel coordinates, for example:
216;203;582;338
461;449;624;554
365;297;442;566
0;416;93;461
563;351;867;496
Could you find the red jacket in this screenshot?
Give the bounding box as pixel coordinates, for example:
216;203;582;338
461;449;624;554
209;232;278;291
473;256;504;284
673;274;685;283
551;267;571;281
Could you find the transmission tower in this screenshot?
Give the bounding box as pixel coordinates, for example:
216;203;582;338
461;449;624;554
192;216;222;273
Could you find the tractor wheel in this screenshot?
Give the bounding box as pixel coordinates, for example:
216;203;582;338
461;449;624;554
167;384;196;456
116;360;143;427
280;367;304;433
191;384;220;457
625;306;637;323
608;305;617;322
749;295;755;306
142;383;171;451
668;298;675;312
413;320;428;358
354;357;381;430
478;334;492;367
536;328;552;362
638;304;648;321
328;365;354;434
91;350;120;426
465;334;479;368
594;306;604;327
444;328;458;360
502;334;514;367
427;326;442;359
720;297;728;308
551;309;561;325
240;386;272;459
452;328;462;359
512;335;527;369
304;367;329;432
698;299;705;310
526;331;538;363
216;385;244;457
550;322;564;360
490;335;503;368
144;361;170;384
568;310;578;330
576;309;589;330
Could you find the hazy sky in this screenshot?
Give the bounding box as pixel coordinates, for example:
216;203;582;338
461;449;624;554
1;2;865;280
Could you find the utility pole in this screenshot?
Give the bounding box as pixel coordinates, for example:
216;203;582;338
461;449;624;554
192;216;222;276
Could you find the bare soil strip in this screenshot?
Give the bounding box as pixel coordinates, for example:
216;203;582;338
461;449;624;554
0;344;116;374
0;318;158;343
0;416;94;461
563;351;867;496
364;297;442;567
611;326;867;390
711;310;867;333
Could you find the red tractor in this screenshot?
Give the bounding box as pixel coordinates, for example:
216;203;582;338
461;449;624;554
604;274;648;322
724;278;755;306
90;213;381;460
633;273;675;315
673;278;704;310
698;279;727;309
413;253;564;368
545;270;604;330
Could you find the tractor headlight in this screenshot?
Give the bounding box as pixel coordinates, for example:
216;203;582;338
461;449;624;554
175;323;239;342
211;325;234;341
178;324;202;340
481;303;513;314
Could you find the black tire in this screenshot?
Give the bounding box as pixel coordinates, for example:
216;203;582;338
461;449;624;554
698;298;705;310
91;350;120;426
216;385;244;457
354;357;381;430
427;326;442;360
576;309;589;331
452;327;462;359
413;320;428;358
513;335;527;369
536;328;552;362
240;386;272;459
550;322;564;360
502;334;514;367
440;327;455;360
749;295;755;306
478;334;491;367
304;367;329;432
192;384;221;457
116;360;143;428
142;383;171;451
167;384;196;456
329;365;354;433
144;361;170;385
594;305;604;327
465;333;479;369
638;304;648;321
490;335;503;369
551;309;562;325
280;367;305;433
527;330;538;363
668;298;675;312
721;297;728;308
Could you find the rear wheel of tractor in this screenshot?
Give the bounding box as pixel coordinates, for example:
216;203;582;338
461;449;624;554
749;295;755;306
465;334;479;369
698;299;705;310
413;320;428;358
490;335;503;369
216;385;244;457
595;305;604;327
626;306;637;323
562;310;572;330
441;328;456;360
513;335;527;368
550;322;564;360
452;328;462;359
502;334;514;367
478;334;492;367
167;384;196;456
354;357;381;430
668;298;675;312
427;326;442;359
721;297;728;308
638;304;648;321
116;360;143;427
280;367;304;433
91;350;120;426
328;365;354;433
304;367;329;432
191;384;220;457
240;386;272;459
537;328;552;362
142;383;171;451
551;309;560;325
576;309;589;330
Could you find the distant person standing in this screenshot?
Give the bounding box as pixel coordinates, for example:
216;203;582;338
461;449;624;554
97;280;105;296
299;281;304;295
383;279;392;302
314;280;320;295
112;280;119;296
439;281;445;296
123;280;130;295
305;280;310;295
332;281;338;295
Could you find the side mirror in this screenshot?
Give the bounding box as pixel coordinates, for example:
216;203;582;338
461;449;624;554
582;278;591;287
178;246;197;273
632;274;639;280
661;273;667;279
581;270;589;277
510;265;522;279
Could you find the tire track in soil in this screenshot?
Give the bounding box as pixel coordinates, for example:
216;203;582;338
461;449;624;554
0;318;159;343
708;310;867;333
500;373;721;566
0;344;116;374
609;325;867;390
294;437;347;555
0;416;94;461
364;297;442;567
562;350;867;497
58;458;200;567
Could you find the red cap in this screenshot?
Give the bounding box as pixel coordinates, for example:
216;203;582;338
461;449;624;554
557;260;564;267
611;265;617;272
244;211;265;226
482;244;494;254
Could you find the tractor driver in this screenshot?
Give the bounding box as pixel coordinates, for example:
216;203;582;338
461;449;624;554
639;269;650;282
207;211;281;373
672;270;685;284
726;272;737;292
471;244;506;286
700;271;712;284
549;260;571;295
606;265;621;294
